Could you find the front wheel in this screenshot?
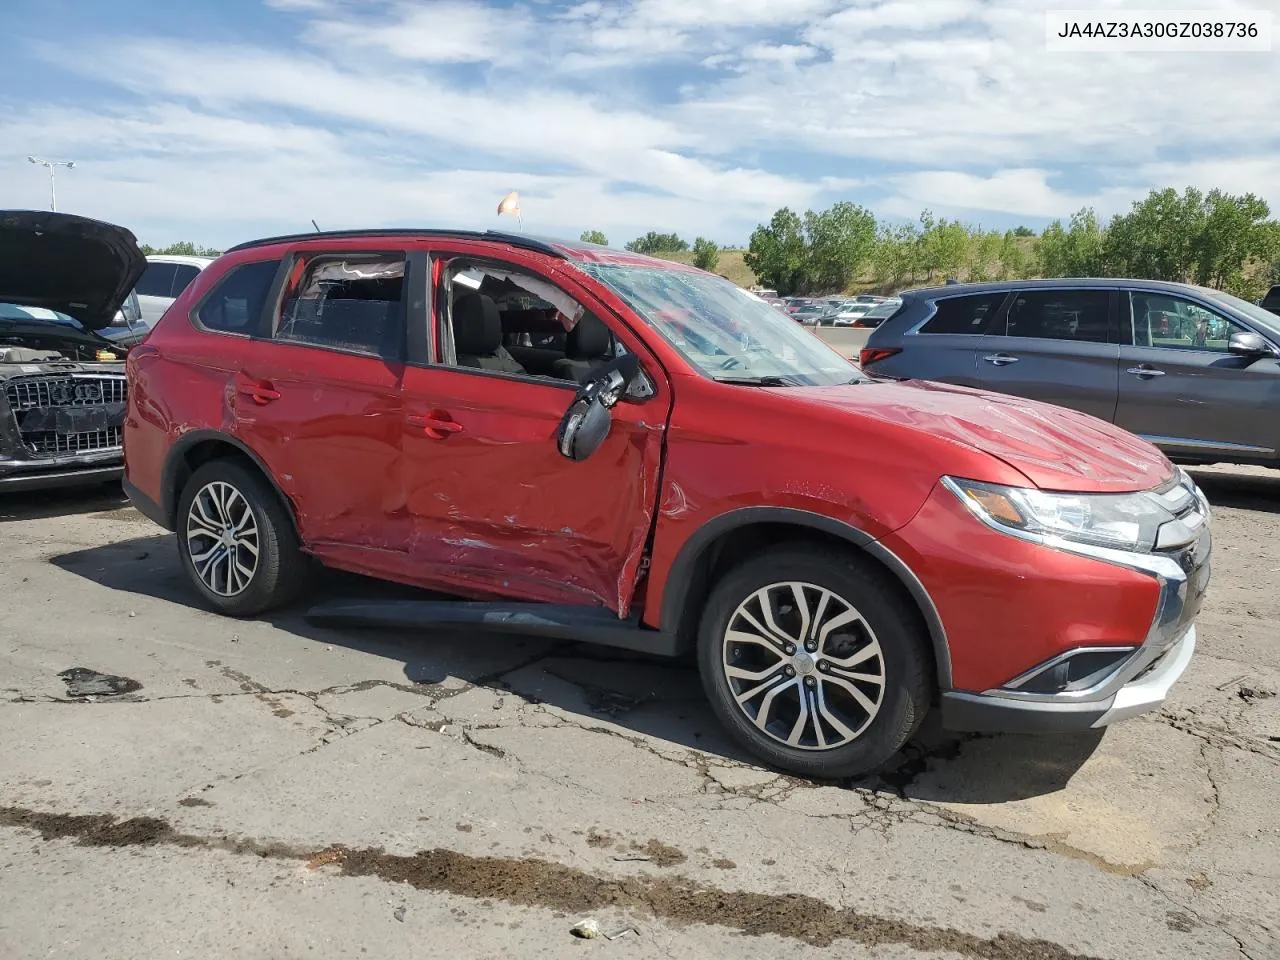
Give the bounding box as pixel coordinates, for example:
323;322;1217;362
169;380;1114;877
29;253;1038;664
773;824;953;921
697;546;931;779
176;460;308;617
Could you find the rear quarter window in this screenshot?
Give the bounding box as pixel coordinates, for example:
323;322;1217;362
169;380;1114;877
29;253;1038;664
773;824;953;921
195;259;282;335
918;293;1006;334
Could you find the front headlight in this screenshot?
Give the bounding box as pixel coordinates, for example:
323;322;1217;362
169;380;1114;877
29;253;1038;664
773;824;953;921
943;475;1205;554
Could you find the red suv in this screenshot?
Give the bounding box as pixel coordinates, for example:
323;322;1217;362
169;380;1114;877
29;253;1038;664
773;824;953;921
123;230;1211;778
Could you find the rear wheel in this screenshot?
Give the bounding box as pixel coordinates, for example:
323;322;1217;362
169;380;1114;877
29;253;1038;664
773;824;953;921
176;460;308;616
696;546;931;779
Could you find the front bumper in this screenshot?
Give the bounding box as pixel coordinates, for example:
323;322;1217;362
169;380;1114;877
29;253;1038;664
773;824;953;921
941;626;1196;732
0;453;122;492
940;520;1211;734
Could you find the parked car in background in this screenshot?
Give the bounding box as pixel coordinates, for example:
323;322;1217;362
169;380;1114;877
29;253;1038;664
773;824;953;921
135;255;214;323
852;297;904;329
0;209;145;492
861;279;1280;468
102;288;148;346
125;229;1208;779
831;303;873;326
1261;284;1280;316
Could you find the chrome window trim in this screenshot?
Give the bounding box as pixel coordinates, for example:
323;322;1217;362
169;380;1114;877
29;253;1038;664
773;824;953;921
1141;434;1275;457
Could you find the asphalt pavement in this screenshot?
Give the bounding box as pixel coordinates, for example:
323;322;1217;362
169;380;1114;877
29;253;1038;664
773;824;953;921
1;467;1277;959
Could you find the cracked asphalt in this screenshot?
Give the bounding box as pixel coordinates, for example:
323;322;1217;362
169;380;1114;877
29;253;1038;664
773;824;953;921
1;466;1277;960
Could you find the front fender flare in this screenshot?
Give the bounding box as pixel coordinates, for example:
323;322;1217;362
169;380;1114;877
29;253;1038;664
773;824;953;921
658;506;952;688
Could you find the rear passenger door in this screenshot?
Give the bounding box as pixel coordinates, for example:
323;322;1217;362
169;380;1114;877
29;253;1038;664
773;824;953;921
230;248;417;561
973;287;1120;421
875;292;1007;385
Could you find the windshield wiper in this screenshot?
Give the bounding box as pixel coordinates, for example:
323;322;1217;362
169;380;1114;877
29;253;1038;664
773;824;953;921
714;375;801;386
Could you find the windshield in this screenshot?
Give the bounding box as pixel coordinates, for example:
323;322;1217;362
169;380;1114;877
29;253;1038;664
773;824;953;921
581;264;861;385
1204;288;1280;335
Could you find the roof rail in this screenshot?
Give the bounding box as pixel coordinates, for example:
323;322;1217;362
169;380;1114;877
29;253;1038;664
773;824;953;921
224;228;567;258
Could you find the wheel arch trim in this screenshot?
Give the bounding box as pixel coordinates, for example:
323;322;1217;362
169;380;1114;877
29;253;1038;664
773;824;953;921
161;429;301;539
658;507;952;688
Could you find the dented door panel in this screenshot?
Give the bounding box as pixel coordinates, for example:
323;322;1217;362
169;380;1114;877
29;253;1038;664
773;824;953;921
230;339;405;551
398;367;665;614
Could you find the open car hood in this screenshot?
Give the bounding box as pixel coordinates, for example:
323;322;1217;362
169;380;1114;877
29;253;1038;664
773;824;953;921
0;210;146;331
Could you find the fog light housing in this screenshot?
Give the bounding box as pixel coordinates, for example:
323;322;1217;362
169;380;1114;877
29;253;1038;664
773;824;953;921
1007;648;1138;695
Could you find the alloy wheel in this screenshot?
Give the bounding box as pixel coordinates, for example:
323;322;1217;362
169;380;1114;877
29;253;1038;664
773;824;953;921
185;480;261;597
721;581;886;750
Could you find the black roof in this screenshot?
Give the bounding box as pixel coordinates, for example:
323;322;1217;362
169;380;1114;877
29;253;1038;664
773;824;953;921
225;228;571;257
903;277;1216;299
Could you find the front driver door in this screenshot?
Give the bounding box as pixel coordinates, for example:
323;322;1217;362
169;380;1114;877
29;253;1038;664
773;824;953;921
1115;290;1280;460
398;247;672;616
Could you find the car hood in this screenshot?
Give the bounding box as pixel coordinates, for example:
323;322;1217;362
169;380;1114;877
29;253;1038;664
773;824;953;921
794;378;1174;493
0;210;146;330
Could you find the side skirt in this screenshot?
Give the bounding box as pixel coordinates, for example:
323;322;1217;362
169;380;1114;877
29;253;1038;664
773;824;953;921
304;599;681;657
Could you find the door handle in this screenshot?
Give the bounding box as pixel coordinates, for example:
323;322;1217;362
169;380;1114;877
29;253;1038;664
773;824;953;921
983;354;1020;366
1126;366;1166;378
408;412;464;440
236;379;281;405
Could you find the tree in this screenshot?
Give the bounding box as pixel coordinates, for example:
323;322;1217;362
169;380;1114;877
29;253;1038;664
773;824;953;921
1103;187;1205;281
579;229;608;246
803;202;876;291
1037;207;1106;277
691;236;720;272
1189;190;1272;295
744;208;808;295
1013;225;1035;238
624;231;688;254
918;210;969;282
140;241;222;257
966;230;1004;282
744;202;875;294
997;230;1033;280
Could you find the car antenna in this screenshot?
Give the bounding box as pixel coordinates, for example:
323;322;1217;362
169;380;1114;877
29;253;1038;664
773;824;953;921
311;219;321;232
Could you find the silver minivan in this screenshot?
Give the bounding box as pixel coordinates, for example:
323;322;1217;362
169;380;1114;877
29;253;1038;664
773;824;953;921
861;279;1280;467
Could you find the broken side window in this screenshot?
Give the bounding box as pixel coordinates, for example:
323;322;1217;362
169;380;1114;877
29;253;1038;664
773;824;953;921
277;256;406;360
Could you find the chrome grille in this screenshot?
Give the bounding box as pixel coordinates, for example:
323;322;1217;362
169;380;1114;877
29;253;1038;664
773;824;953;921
2;374;127;459
22;428;124;456
5;375;126;411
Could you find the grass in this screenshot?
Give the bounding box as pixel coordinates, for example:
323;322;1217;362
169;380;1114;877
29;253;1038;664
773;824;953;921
651;249;759;288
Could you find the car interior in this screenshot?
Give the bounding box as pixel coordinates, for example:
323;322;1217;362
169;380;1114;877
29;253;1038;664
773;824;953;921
442;264;620;384
1131;294;1233;351
277;257;406;359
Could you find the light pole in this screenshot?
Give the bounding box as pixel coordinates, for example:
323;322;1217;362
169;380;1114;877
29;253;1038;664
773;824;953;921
27;156;76;212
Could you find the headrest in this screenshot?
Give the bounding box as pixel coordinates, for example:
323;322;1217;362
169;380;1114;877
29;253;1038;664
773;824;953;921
453;293;501;356
567;313;612;360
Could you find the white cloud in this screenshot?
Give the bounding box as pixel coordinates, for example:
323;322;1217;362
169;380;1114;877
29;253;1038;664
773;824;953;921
683;0;1280;171
305;1;535;63
5;0;1278;249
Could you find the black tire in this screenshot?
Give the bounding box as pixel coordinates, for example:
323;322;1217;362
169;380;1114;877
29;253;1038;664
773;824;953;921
176;459;308;617
696;545;931;779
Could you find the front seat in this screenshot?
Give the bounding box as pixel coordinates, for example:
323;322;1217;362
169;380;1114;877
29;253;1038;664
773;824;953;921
553;314;613;383
453;293;526;374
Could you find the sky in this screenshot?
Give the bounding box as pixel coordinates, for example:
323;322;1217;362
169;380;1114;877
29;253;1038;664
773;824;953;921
1;0;1277;249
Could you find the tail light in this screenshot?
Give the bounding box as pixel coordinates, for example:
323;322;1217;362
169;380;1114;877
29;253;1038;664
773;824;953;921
859;346;901;367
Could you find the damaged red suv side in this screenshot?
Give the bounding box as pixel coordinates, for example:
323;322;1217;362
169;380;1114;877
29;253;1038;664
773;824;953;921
123;230;1211;778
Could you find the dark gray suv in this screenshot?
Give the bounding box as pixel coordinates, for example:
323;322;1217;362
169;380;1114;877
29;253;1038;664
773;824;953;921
860;279;1280;467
